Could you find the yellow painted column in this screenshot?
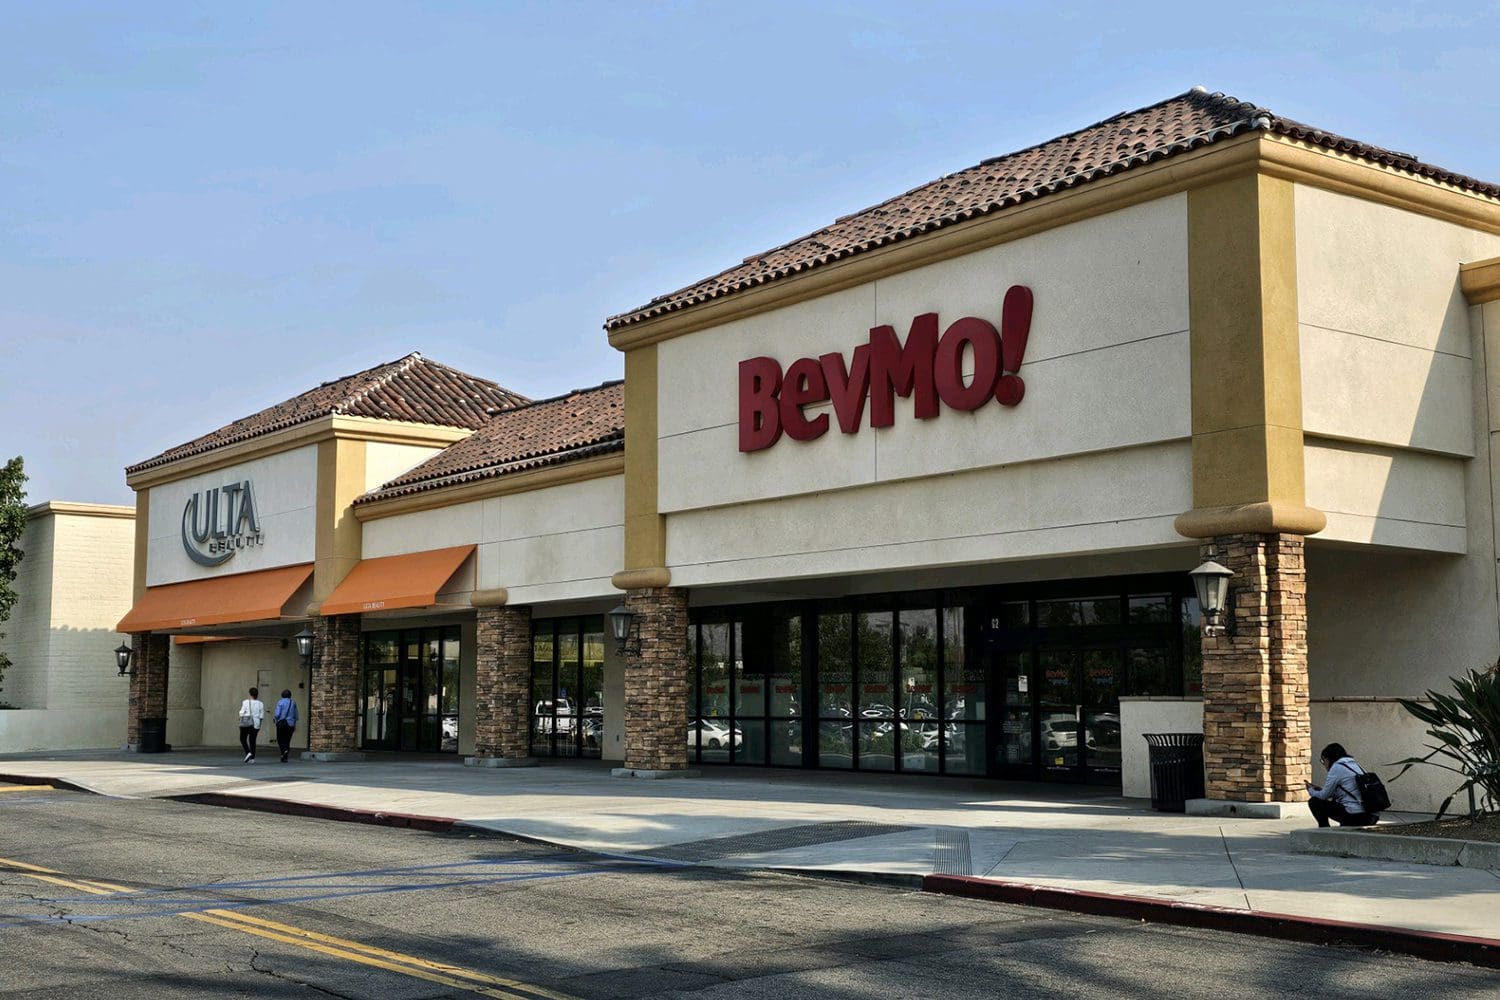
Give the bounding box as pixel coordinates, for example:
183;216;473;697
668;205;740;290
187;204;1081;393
313;437;367;605
613;344;671;590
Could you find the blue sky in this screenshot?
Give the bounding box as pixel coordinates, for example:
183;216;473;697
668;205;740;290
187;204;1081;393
4;2;1498;504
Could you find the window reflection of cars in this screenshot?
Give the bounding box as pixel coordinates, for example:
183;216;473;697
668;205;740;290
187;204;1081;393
1040;718;1080;750
688;720;742;749
534;699;576;735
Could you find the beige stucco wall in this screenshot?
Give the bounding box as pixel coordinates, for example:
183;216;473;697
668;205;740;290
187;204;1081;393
146;445;318;587
1297;187;1500;738
0;504;134;751
360;475;624;606
364;442;445;493
199;639;308;749
1298;184;1500;554
1;511;55;708
656;196;1192;586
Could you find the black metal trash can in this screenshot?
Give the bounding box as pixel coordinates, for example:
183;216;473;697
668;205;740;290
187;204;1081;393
138;717;169;754
1144;732;1204;812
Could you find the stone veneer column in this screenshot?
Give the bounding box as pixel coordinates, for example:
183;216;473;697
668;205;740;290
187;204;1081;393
466;605;537;767
1200;533;1311;802
306;613;364;761
619;587;693;776
126;633;170;749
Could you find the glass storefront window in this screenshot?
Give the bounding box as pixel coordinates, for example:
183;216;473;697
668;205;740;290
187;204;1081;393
1182;597;1203;694
1037;596;1121;627
581;620;605;760
1129;594;1172;624
531;624;555;757
1128;647;1173;696
817;612;853;768
699;620;732;764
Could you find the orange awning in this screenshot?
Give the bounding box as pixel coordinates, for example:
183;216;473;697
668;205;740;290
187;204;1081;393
319;545;475;617
118;564;314;634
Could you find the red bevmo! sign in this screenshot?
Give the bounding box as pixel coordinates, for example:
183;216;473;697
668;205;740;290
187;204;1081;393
738;285;1034;452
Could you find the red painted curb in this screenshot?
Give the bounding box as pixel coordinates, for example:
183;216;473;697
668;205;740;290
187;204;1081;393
168;792;457;833
923;875;1500;969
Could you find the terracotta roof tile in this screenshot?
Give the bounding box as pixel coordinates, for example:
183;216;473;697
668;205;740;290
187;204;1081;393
127;353;530;474
355;380;624;504
606;88;1500;331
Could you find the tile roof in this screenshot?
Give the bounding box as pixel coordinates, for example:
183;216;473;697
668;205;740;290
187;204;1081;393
606;87;1500;332
355;380;624;504
127;352;530;474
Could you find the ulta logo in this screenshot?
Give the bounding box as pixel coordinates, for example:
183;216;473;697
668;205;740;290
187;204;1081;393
181;480;264;567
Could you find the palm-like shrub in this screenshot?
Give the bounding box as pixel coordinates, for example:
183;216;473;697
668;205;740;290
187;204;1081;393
1395;661;1500;817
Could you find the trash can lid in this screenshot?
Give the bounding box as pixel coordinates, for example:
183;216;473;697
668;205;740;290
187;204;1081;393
1142;732;1205;747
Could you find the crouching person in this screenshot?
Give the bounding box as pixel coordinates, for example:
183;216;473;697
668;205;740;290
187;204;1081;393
1306;742;1379;827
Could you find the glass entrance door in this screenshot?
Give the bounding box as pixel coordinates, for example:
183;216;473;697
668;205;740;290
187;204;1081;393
360;626;461;752
1035;647;1121;783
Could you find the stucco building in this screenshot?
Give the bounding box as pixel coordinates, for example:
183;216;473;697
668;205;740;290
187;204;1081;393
0;502;135;752
112;89;1500;813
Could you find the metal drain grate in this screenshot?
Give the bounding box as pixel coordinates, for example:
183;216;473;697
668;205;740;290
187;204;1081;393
932;828;972;875
643;821;918;863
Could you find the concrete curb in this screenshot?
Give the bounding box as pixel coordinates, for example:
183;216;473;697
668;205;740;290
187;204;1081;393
166;792;457;832
923;875;1500;969
1291;827;1500;870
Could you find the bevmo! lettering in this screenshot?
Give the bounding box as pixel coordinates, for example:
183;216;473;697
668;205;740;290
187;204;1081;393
738;285;1034;452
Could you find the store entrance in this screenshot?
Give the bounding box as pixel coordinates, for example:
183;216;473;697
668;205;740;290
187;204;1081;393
360;626;460;753
988;585;1187;785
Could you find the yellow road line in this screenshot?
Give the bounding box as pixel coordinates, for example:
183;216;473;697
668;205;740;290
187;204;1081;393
16;873;116;896
184;911;554;1000
0;784;53;793
0;854;574;1000
0;856;63;875
199;908;574;999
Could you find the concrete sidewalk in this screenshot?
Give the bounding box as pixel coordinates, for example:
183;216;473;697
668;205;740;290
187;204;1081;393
4;749;1498;948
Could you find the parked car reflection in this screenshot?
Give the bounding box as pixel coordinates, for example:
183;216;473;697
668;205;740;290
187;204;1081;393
688;719;742;749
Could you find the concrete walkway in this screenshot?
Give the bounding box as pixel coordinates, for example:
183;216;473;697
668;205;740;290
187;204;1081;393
4;749;1497;945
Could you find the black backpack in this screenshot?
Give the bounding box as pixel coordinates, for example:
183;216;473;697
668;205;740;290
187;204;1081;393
1353;764;1391;814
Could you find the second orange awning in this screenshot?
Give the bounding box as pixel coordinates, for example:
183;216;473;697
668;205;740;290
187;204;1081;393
319;545;476;617
118;563;314;633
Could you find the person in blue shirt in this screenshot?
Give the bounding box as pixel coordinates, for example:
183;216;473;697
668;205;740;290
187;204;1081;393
273;689;300;763
1306;742;1378;827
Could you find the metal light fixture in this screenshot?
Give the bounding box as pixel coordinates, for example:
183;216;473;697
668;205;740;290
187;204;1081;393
607;604;634;654
294;626;315;668
115;642;135;677
1188;560;1235;634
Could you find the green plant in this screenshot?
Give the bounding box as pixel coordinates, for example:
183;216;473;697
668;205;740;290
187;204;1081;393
0;456;26;696
1394;661;1500;817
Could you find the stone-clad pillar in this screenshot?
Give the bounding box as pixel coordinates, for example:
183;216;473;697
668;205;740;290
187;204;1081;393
618;587;692;776
126;633;170;750
1200;534;1311;803
305;613;364;761
466;604;537;767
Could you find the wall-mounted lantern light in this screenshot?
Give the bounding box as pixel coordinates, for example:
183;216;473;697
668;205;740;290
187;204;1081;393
115;642;135;677
607;604;634;655
1189;560;1235;635
294;626;315;669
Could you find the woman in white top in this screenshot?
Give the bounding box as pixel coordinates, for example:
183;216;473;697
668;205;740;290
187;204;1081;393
238;687;266;763
1306;742;1378;827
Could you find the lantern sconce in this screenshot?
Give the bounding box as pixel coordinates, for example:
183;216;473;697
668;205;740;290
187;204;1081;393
114;642;135;677
294;626;316;669
1188;560;1236;637
607;604;636;656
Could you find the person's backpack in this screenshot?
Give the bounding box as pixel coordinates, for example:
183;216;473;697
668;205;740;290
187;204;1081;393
1355;770;1392;814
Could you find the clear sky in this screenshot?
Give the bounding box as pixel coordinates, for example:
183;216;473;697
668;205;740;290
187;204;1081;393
3;2;1498;505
